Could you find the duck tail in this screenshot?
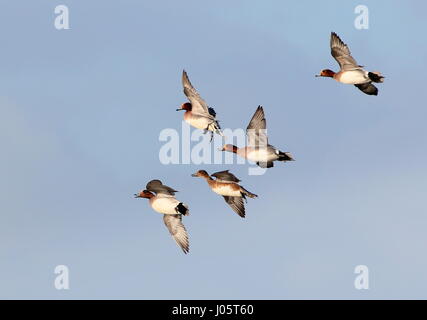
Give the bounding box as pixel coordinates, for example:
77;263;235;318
176;202;189;216
278;151;295;162
368;71;384;83
208;120;223;137
240;186;258;199
214;121;223;136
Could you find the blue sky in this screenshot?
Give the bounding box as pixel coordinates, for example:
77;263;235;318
0;0;426;299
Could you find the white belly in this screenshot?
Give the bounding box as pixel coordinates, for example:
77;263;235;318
212;184;242;197
151;197;179;215
186;116;211;130
338;70;368;84
245;149;277;162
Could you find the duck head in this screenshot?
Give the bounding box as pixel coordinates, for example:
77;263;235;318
316;69;336;78
219;144;238;153
191;170;211;179
134;190;154;199
176;102;192;112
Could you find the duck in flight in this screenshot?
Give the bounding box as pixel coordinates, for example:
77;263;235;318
191;170;257;218
220;106;294;168
177;70;223;141
316;32;384;95
134;180;190;254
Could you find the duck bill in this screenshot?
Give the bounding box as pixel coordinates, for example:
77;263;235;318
191;173;198;177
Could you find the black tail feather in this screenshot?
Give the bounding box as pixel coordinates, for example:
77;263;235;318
176;203;189;216
240;186;258;199
368;72;384;83
278;151;294;161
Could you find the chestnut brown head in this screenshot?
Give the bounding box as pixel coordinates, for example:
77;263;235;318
219;144;238;153
316;69;336;78
134;190;154;199
176;102;192;111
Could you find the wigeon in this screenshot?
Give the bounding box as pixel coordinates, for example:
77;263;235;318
134;180;189;254
316;32;384;95
220;106;294;168
191;170;257;218
177;70;223;141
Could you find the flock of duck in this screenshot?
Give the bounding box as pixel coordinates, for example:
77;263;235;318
134;32;385;254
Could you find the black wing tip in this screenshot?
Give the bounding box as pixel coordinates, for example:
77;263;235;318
181;245;189;254
330;32;345;45
254;105;265;116
234;204;246;218
182;70;190;83
223;196;246;218
232;206;245;218
236;210;246;218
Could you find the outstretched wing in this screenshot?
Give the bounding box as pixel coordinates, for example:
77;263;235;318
223;196;245;218
355;83;378;96
211;170;241;183
163;214;189;254
146;180;178;195
182;70;214;117
246;106;268;148
330;32;360;71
